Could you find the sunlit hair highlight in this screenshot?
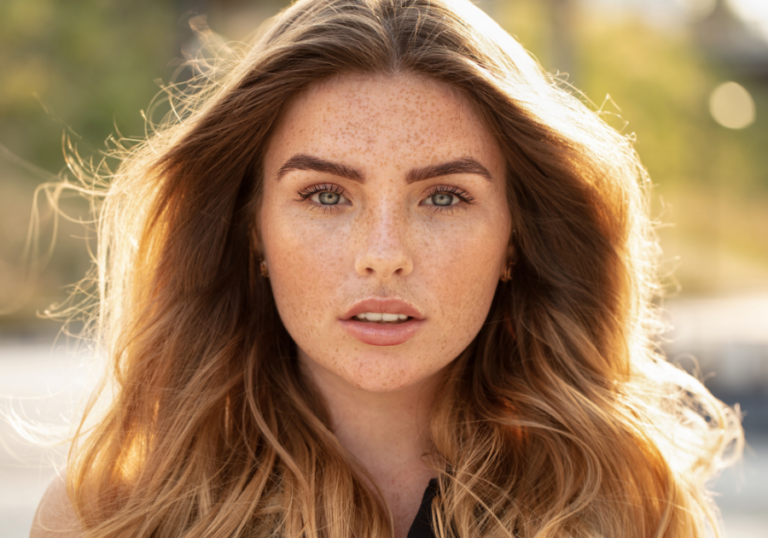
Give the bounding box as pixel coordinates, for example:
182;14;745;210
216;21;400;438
62;0;742;537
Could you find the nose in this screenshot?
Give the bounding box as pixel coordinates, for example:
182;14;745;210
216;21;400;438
354;205;414;279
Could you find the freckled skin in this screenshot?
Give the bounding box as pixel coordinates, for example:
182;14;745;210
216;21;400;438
260;72;512;394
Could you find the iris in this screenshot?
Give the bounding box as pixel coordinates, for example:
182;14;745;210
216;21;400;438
318;191;341;204
431;193;454;206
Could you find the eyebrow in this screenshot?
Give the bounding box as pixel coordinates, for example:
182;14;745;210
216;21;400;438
276;154;493;183
277;154;363;182
406;158;492;183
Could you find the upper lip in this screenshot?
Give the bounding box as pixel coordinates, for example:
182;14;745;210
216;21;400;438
342;297;424;320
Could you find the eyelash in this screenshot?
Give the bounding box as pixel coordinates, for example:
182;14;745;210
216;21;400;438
423;185;475;208
296;183;346;201
295;183;475;211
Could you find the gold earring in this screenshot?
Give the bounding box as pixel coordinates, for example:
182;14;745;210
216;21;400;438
500;262;514;282
260;260;269;278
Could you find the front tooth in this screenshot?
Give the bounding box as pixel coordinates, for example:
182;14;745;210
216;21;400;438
366;312;383;321
382;313;399;322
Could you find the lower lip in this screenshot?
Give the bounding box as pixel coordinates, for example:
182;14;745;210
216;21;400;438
339;318;425;346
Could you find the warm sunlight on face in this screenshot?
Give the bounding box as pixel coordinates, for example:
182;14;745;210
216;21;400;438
260;73;511;393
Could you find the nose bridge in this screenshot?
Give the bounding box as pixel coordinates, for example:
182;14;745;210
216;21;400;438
355;197;413;278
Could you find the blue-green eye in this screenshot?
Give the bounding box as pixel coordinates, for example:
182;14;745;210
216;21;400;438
428;193;456;206
316;191;341;205
422;185;473;208
299;185;349;206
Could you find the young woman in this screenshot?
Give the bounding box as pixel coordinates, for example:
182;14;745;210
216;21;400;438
31;0;742;537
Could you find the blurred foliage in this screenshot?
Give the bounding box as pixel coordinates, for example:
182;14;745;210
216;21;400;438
1;0;767;334
0;0;176;169
0;0;177;335
500;0;768;294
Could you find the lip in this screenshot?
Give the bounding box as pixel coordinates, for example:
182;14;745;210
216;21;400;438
342;298;424;321
339;297;425;346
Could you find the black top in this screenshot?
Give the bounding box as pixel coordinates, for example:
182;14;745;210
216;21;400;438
406;478;439;538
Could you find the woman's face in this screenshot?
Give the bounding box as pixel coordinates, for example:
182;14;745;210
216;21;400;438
260;73;511;393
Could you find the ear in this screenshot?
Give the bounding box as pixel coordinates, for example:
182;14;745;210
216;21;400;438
506;229;519;265
500;232;518;281
506;243;516;263
250;216;263;257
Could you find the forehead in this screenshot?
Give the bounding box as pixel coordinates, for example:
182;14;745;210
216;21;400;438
265;72;503;175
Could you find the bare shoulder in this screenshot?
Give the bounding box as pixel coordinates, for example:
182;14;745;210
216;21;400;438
29;474;83;538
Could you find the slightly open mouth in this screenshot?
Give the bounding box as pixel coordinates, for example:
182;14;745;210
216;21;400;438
352;313;414;324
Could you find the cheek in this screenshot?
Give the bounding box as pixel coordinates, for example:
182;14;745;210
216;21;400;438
261;206;351;342
413;217;508;347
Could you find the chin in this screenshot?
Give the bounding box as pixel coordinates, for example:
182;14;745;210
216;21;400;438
340;351;448;393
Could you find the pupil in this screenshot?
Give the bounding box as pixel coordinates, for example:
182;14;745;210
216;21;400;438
434;193;453;206
319;192;340;205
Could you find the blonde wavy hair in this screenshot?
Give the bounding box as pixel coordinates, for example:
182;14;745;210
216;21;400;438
63;0;742;536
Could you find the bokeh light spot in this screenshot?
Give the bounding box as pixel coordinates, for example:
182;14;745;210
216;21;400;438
727;0;768;41
709;82;756;130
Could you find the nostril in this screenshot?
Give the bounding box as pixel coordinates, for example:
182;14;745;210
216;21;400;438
355;246;414;278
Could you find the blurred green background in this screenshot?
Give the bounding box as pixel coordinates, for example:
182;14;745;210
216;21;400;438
1;0;767;332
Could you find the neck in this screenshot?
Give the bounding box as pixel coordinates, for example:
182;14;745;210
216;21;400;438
299;352;442;537
304;357;439;478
